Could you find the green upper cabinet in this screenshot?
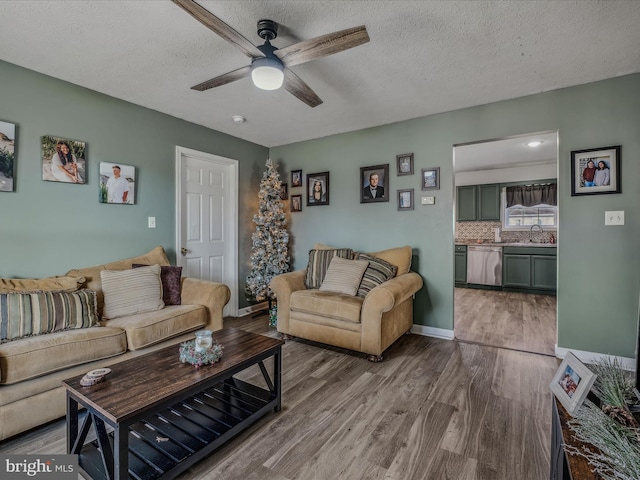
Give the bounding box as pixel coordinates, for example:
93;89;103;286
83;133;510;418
456;184;500;221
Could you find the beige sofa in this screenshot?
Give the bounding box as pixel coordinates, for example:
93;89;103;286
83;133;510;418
0;246;230;441
270;245;423;361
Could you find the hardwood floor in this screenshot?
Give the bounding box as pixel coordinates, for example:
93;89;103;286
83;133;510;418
454;287;557;356
0;314;559;479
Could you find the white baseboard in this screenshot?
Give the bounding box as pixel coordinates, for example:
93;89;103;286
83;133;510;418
555;345;635;370
237;302;268;317
411;324;455;340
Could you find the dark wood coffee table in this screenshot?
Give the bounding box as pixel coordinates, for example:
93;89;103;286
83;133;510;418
63;327;284;480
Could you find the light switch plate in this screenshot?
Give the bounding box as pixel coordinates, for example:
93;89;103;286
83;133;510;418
605;211;624;225
421;196;435;205
148;216;156;228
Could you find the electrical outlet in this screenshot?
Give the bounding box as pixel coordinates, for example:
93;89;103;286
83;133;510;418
605;211;624;226
148;216;156;228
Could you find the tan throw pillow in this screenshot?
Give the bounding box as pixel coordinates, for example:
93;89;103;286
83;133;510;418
0;275;85;293
101;265;164;320
368;246;412;275
319;257;369;296
305;248;354;289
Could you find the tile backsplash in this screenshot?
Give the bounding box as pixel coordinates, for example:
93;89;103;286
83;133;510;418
456;221;556;244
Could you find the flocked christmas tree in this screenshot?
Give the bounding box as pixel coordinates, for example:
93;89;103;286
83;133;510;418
246;159;290;325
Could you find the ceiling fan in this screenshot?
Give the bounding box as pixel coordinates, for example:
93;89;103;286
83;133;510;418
172;0;370;107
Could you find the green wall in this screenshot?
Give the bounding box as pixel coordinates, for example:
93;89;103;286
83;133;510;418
0;60;269;309
271;74;640;358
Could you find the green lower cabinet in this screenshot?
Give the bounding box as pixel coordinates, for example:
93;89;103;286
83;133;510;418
502;249;557;293
455;251;467;285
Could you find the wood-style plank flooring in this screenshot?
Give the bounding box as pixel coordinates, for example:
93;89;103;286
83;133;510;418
454;287;557;356
0;313;559;479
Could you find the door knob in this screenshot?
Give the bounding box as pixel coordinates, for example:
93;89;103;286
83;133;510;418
180;247;189;256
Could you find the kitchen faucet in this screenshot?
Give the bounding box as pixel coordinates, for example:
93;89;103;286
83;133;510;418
529;224;543;242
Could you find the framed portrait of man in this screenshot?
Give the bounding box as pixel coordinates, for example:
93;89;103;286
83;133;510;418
99;162;136;205
360;164;389;203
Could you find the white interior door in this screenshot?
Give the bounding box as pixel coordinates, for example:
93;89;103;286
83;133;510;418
176;147;238;317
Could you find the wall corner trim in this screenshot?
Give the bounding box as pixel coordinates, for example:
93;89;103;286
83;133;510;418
555;345;635;370
238;302;269;317
412;324;455;340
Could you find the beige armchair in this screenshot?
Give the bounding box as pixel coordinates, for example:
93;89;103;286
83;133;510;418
270;245;423;361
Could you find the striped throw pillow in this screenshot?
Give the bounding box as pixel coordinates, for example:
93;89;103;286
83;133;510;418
0;289;98;343
354;253;398;298
304;248;354;289
319;257;370;296
101;264;164;320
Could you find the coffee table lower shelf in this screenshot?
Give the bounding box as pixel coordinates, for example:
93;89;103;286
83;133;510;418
77;377;276;480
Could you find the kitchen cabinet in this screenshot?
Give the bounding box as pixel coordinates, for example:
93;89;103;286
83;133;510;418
454;245;467;286
456;184;500;221
503;246;556;293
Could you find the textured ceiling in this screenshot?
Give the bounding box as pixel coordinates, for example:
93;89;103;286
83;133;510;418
0;1;639;148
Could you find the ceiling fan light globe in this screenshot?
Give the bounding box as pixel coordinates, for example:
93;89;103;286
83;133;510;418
251;57;284;90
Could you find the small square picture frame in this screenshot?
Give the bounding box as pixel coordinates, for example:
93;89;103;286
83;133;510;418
396;153;414;176
421;167;440;190
291;194;302;212
570;145;621;196
291;169;302;187
550;351;597;416
397;189;414;211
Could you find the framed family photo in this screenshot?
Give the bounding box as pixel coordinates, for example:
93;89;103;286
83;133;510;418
99;162;136;205
307;171;329;206
398;188;414;211
42;135;86;184
0;119;16;192
291;169;302;187
571;145;621;196
291;194;302;212
396;153;414;176
550;351;597;416
421;167;439;190
360;164;389;203
280;183;288;200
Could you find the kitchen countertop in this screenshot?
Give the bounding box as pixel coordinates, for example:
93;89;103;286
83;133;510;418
455;240;557;247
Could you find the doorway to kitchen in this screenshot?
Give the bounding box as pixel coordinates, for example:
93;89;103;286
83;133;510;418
452;131;558;356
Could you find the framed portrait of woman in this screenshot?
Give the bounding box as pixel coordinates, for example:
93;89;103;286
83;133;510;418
41;135;86;184
306;171;329;206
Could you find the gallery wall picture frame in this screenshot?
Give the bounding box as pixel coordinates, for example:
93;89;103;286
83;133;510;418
397;188;414;211
99;161;136;205
307;171;329;206
291;194;302;212
42;135;86;184
360;164;389;203
291;169;302;187
0;119;16;192
396;153;414;176
421;167;440;190
280;183;288;200
550;351;597;416
571;145;621;196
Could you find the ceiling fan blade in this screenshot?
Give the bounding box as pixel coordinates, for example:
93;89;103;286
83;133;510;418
172;0;264;58
283;69;323;108
275;26;369;67
191;65;252;91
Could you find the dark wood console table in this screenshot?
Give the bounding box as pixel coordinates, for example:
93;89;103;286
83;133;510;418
63;327;283;480
550;397;600;480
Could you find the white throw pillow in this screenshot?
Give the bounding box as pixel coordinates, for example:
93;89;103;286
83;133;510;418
101;264;164;319
319;257;369;296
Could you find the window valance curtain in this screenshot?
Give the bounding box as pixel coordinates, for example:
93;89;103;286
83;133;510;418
506;183;557;207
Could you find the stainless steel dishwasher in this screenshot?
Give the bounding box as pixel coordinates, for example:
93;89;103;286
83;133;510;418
467;245;503;286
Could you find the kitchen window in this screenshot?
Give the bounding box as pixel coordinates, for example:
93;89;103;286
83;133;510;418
501;183;558;230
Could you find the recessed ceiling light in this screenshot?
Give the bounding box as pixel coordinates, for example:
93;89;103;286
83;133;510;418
527;140;543;147
232;115;246;124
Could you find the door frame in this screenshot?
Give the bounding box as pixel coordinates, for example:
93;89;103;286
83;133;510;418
175;146;239;317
